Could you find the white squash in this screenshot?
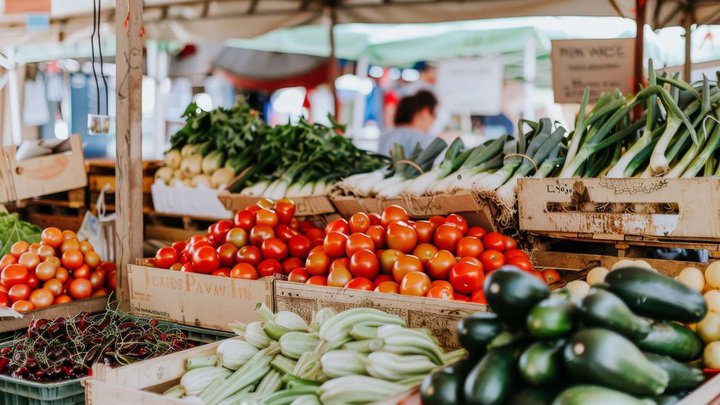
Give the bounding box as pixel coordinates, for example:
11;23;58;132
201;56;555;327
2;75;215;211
705;341;720;368
586;267;609;285
697;311;720;343
678;267;705;292
566;280;590;301
706;262;720;289
706;290;720;314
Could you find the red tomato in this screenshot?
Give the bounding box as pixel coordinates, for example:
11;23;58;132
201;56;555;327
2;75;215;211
381;205;409;227
379;249;404;275
256;209;279;228
505;248;529;261
84;251;101;269
345;277;374;291
433;223;464;253
169;263;183;271
288;268;310;283
41;227;63;248
346;233;375;257
373;274;394;287
10;241;29;257
73;264;90;279
483;232;507;252
288;235;312;259
234;209;256;231
426;285;454;300
230;263;258;280
236;246;262;267
1;264;28;287
249;224;275;246
349;213;371;234
459;257;482;267
374;280;400;294
426;250;457;280
325;219;350;235
330;257;350;272
210;220;234;245
306;276;328;286
258;259;282;278
282;257;304;274
28;288;52;309
172;241;187;254
466;227;487;240
542;269;561;285
504;236;518;251
0;254;17;272
217;243;239;268
349;249;379;279
26;274;39;290
51;294;70;304
106;270;117;290
412;243;438;265
327;262;352;287
413;221;435;244
454;293;470;302
392;255;423;283
366;225;386;249
12;300;34;313
508;257;532;271
275;225;298;242
226;228;249;249
61;249;83;270
8;283;30;302
428;216;446;230
69;278;93;299
89;271;105;289
154;247;179;269
297;220;314;233
55;268;69;283
449;261;484;295
181;263;195;273
430;280;454;291
368;213;382;226
261;238;289;261
386;222;417;254
445;214;468;235
480;250;505;273
305;247;330;276
188;234;210;246
274;199;296;225
323;232;348;258
471;289;488;304
44;279;64;297
18;252;39;270
192;246;221;274
304;228;325;246
209;269;228;277
400;272;431;296
456;237;484;258
0;291;8;307
528;268;547;284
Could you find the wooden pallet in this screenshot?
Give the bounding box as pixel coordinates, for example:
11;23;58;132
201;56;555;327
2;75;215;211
16;187;86;210
23;201;86;232
144;211;217;243
86;159;159;214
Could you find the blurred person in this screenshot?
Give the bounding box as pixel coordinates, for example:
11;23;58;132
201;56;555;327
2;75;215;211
378;90;439;155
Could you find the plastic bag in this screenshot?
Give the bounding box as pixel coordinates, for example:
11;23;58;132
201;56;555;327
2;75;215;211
77;185;116;262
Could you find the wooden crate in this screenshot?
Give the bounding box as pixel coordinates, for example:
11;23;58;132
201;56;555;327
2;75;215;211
17;187;86;209
86;159;159;214
518;177;720;243
0;296;107;334
127;263;274;331
274;281;485;349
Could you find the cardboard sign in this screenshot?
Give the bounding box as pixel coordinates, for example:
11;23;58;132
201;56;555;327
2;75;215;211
436;58;503;115
551;38;635;103
4;0;50;14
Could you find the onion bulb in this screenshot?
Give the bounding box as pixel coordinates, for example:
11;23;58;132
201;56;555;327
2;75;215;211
698;311;720;343
181;155;202;177
705;341;720;368
678;267;705;292
164;149;182;169
211;168;236;189
706;290;720;314
191;174;212;188
586;267;608;285
155;167;173;185
706;262;720;289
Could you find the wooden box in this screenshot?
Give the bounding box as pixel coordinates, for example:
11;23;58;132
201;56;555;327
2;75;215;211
0;135;87;203
217;190;336;216
0;296;107;334
518;178;720;242
274;281;485;349
127;263;274;331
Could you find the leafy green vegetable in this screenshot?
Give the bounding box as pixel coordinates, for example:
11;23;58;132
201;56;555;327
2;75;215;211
0;213;41;256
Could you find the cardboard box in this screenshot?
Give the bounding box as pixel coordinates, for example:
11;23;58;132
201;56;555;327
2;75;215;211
127;264;273;331
217;190;335;216
151;181;232;219
518;178;720;242
274;281;486;349
0;135;87;203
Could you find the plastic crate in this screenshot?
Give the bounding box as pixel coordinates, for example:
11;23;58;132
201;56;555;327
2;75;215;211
0;323;231;404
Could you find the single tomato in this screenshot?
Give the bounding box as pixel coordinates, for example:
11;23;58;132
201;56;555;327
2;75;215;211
306;276;328;286
453;293;470;302
217;243;239;268
274;224;298;242
53;295;72;305
282;257;304;274
456;237;484;258
61;249;84;270
368;213;382;225
323;232;349;258
169;262;183;271
373;274;394;287
483;232;507;252
381;205;409;227
257;259;282;278
79;241;95;253
8;283;30;302
62;230;77;240
274;199;296;225
471;289;488;304
345;277;373;291
305;247;330;276
505;248;529;261
209;220;234;245
386;222;417;254
89;271;105;289
226;228;249;248
230;263;258;280
428;216;446;230
55;267;69;283
304;228;325;246
29;288;54;309
504;236;518;250
236;246;262;267
449;261;484;295
1;264;28;288
44;278;64;297
467;226;487;239
172;241;187;254
154;246;178;269
366;225;386;249
445;214;468;235
84;251;101;269
234;209;256;231
256;198;274;210
426;250;457;280
0;291;8;307
288;235;312;259
12;300;33;313
328;266;353;287
426;285;454;300
392;255;423;283
192;246;221;274
41;227;63;248
349;249;379;279
261;238;289;261
106;270;117;289
433;223;464;253
412;243;438;265
26;274;39;290
35;261;57;281
60;239;81;253
379;249;404;275
374;280;400;294
348;213;371;234
508;257;532;272
480;250;505;273
400;271;431;296
346;233;375;257
18;252;40;270
249;224;275;246
541;268;561;285
288;268;310;283
413;221;435;244
10;241;29;257
325;219;350;235
68;278;92;299
256;209;278;228
330;257;351;273
0;254;17;272
431;280;454;291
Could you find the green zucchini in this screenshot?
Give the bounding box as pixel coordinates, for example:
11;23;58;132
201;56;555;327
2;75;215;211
634;321;703;361
420;360;473;405
526;295;576;339
580;289;651;339
456;312;503;357
643;352;704;392
563;329;669;396
552;385;655;405
505;386;556;405
604;266;707;323
518;340;563;386
463;344;522;405
651;392;689;405
483;267;549;328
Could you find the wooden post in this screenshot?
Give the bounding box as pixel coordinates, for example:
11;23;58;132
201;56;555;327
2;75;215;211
325;4;338;117
633;0;646;93
683;11;693;82
115;0;144;309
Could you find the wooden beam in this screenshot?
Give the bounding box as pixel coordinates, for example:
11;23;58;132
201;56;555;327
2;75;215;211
633;0;646;93
684;9;693;82
114;0;144;310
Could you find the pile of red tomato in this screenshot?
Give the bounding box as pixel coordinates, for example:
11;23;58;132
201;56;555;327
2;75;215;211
286;205;555;303
151;199;325;279
0;227;116;313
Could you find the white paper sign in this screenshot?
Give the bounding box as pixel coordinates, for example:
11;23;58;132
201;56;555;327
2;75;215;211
552;38;635;103
436;58;503;115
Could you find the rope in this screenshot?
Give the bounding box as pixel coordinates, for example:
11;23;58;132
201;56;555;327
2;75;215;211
394;160;424;174
504;153;538;172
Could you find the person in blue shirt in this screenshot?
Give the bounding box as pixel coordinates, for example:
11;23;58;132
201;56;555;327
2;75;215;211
378;90;439;156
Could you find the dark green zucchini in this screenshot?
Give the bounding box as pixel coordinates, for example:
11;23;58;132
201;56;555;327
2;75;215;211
463;343;522;405
651;391;689;405
580;289;651;339
634;321;703;361
526;294;576;339
483;266;549;328
604;266;707;323
552;385;656;405
643;352;704;392
420;359;474;405
505;386;556;405
518;340;564;386
456;312;503;356
563;328;669;396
